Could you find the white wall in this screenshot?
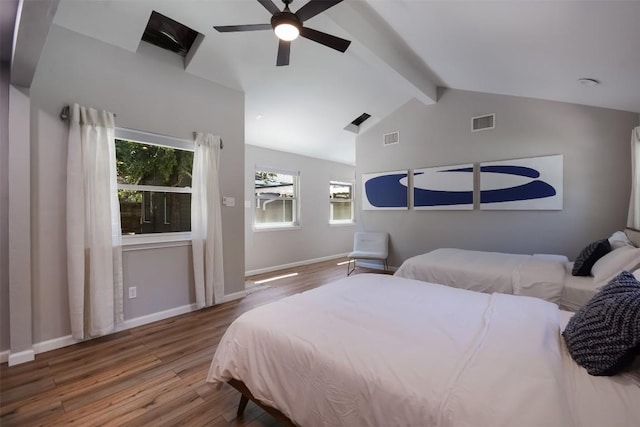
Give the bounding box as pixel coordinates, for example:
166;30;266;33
0;62;9;352
356;89;639;267
245;144;355;273
26;25;245;344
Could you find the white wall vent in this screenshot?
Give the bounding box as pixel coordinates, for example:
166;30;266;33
383;131;399;146
471;114;495;132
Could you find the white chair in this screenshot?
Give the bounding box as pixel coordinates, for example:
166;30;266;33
347;232;389;276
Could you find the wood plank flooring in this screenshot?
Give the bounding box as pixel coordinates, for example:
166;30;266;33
0;258;386;426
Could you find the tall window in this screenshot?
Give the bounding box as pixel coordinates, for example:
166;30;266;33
115;129;193;236
330;181;354;223
254;167;299;228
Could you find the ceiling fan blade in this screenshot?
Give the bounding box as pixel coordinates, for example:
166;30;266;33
295;0;343;22
300;27;351;52
276;39;291;66
257;0;282;16
214;23;272;32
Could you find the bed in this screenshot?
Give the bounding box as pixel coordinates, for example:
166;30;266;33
394;228;640;310
394;248;568;303
558;268;602;311
207;273;640;427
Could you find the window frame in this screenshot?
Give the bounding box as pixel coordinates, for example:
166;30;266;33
253;166;301;230
329;180;355;225
115;128;194;246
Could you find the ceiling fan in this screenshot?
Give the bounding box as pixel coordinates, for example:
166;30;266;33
214;0;351;66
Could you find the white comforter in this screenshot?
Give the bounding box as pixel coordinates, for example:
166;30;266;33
394;248;568;303
207;274;639;427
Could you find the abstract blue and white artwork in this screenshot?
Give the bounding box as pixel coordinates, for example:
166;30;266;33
362;170;409;210
479;154;563;210
413;164;474;210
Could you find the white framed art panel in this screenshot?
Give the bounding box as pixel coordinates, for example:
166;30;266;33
413;164;474;210
362;170;409;210
479;154;563;210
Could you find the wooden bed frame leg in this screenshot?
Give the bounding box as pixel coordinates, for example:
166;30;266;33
228;379;297;426
237;394;249;418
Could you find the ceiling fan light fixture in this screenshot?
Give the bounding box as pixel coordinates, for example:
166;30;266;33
274;22;300;41
271;11;301;41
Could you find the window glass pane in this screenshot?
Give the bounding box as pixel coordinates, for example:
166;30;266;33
330;183;352;200
255;170;297;226
116;139;193;187
254;199;294;224
119;190;191;234
330;201;353;221
255;171;294;199
330;182;353;222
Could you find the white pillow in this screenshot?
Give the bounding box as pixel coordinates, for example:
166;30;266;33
608;230;634;249
634;269;640;281
591;246;640;283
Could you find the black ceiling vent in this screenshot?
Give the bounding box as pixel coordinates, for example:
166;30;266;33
351;113;371;127
344;113;372;134
142;11;199;57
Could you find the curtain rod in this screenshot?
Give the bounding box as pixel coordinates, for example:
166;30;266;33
59;105;117;120
60;106;223;149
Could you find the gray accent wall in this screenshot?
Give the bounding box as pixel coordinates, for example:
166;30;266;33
356;89;639;267
8;83;32;356
24;25;245;344
245;145;355;273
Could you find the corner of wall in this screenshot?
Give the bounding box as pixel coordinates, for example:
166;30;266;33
0;62;10;352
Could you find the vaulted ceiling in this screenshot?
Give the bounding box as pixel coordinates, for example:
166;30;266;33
7;1;640;165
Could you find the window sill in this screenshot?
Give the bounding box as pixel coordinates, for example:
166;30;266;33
252;225;301;232
122;232;192;251
329;221;355;227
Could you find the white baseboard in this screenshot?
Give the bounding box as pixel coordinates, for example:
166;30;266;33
218;290;247;303
28;303;200;361
115;303;198;332
5;298;243;366
33;335;82;355
246;253;349;277
8;348;35;366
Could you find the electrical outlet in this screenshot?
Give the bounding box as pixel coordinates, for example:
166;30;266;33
128;287;137;299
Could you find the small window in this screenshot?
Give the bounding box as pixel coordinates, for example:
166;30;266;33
330;181;354;223
254;168;299;228
115;131;193;236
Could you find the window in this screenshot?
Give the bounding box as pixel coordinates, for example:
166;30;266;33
254;167;299;228
115;129;193;237
330;181;354;223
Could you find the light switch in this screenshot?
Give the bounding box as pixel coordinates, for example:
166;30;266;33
223;196;235;207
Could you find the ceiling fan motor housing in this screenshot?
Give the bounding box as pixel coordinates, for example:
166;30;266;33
271;11;302;31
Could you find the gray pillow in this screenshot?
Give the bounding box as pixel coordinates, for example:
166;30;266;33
563;271;640;376
572;239;611;276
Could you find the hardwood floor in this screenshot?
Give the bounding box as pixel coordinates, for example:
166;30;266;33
0;258;387;426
